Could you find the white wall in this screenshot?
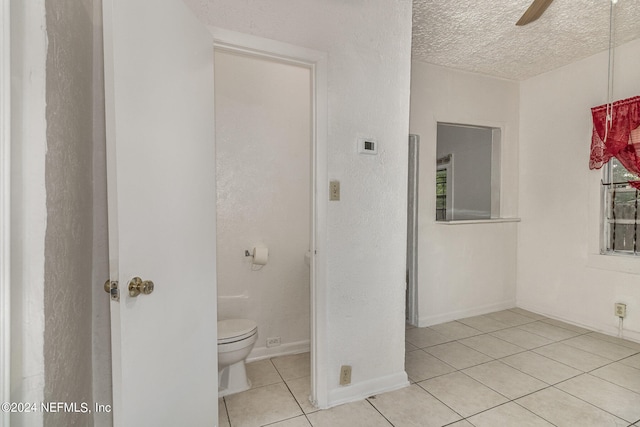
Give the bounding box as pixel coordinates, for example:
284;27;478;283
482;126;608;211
518;37;640;342
410;61;520;326
214;50;311;359
10;1;47;425
90;1;113;426
184;0;413;407
437;124;493;220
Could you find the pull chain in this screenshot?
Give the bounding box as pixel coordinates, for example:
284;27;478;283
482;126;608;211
605;0;617;141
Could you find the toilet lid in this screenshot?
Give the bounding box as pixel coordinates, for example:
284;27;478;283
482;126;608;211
218;319;257;344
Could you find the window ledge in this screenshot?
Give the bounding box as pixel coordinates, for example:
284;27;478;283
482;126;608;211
588;253;640;275
436;218;521;225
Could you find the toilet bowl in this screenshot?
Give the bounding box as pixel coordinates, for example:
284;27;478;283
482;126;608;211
218;319;258;397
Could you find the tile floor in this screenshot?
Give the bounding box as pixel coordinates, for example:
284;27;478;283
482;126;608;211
218;308;640;427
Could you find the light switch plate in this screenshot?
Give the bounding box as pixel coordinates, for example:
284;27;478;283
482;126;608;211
330;180;340;201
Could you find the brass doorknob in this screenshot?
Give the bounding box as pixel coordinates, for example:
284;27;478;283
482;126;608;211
128;277;155;297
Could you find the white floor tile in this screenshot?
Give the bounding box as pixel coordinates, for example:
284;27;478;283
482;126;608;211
272;352;311;381
306;400;391;427
533;342;612;371
367;384;461;427
587;332;640;351
556;373;640;423
246;358;283;389
486;310;538;327
620;353;640;369
425;341;493;369
468;402;554;427
446;421;474;427
591;362;640;393
509;308;548;321
562;334;638;361
225;382;303;427
225;309;638;427
405;349;456;382
539;318;592;334
218;398;230;427
418;371;508;418
501;351;582;385
264;415;312;427
518;321;581;342
458;334;526;359
405;327;450;348
516;387;628;426
457;314;510;333
429;321;483;340
285;376;319;414
490;327;554;350
463;360;547;399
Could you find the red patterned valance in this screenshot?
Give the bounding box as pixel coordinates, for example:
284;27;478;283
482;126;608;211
590;96;640;188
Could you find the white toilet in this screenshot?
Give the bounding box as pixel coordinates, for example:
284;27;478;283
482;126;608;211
217;318;258;397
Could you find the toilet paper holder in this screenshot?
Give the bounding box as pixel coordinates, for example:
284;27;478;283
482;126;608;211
244;246;269;266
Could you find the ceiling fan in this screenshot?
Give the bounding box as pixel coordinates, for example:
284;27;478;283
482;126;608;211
516;0;554;26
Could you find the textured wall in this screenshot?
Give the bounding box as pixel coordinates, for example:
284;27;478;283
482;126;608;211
410;61;520;326
214;51;311;358
518;37;640;341
10;1;48;425
43;0;95;425
183;0;413;406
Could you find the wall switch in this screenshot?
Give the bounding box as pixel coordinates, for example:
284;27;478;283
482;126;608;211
266;337;281;348
615;303;627;318
330;181;340;201
339;365;351;385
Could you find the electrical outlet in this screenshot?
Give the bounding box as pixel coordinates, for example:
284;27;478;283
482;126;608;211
339;365;351;386
266;337;281;348
615;303;627;318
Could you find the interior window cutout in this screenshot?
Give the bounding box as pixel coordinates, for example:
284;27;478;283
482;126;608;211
435;123;501;221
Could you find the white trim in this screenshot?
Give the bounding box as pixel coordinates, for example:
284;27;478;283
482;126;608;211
1;0;11;424
210;28;329;409
247;340;310;362
516;302;640;344
436;218;521;225
418;299;517;327
327;372;408;408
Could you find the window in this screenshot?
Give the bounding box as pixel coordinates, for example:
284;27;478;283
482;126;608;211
602;158;640;255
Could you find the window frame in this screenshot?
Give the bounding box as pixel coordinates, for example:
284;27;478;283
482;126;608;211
601;158;640;257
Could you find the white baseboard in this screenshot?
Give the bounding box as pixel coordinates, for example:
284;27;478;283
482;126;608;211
326;371;409;409
247;340;310;362
516;302;640;344
418;299;516;327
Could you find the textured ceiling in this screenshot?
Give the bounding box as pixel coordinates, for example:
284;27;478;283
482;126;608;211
412;0;640;81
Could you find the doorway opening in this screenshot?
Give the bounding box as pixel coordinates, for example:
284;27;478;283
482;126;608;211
212;29;328;408
214;48;312;357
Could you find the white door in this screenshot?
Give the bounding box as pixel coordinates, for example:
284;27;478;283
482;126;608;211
103;0;217;425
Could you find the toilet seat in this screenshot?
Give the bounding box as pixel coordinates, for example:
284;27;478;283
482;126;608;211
218;319;257;344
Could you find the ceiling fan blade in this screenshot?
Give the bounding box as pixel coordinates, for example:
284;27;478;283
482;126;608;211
516;0;554;26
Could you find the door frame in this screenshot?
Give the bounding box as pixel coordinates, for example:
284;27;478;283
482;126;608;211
210;27;329;408
1;0;11;423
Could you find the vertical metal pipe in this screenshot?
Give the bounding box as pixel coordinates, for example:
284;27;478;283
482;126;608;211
406;135;419;326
